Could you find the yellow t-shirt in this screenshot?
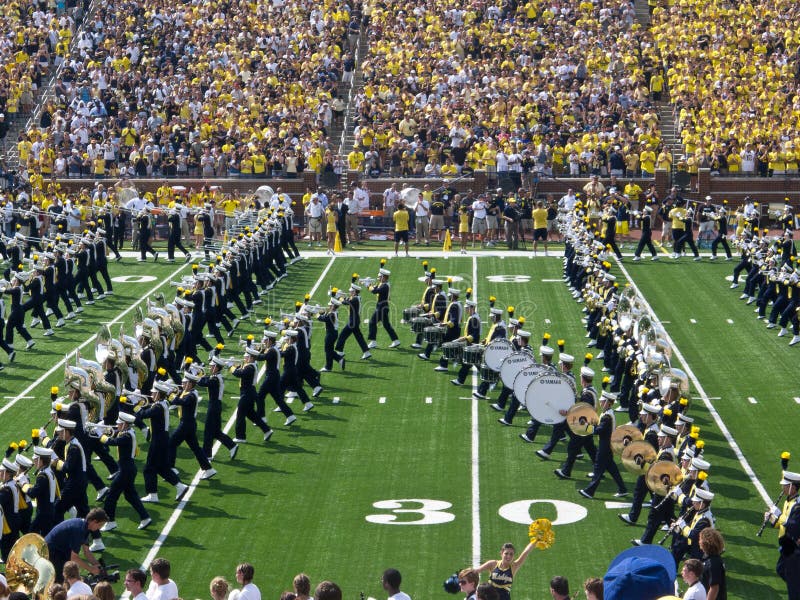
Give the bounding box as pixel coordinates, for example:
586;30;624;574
393;209;410;232
532;208;548;229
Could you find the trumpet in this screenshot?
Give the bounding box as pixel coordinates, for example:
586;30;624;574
214;356;242;368
359;277;376;287
85;422;116;438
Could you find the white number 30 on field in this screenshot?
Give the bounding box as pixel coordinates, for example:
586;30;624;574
365;499;587;526
366;499;456;525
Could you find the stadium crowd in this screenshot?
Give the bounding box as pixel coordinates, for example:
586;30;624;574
348;0;663;181
653;0;800;177
13;0;353;184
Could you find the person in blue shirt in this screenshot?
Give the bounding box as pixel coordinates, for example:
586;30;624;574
45;508;107;583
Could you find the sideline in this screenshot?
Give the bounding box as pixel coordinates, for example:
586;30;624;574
130;257;337;578
615;259;771;505
471;255;481;565
0;262;191;416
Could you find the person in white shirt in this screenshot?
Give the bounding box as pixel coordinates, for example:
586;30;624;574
235;562;262;600
413;195;431;245
382;569;411;600
558;189;577;212
305;195;325;246
681;559;707;600
124;568;150;600
147;558;179;600
64;561;93;598
471;195;488;244
383;184;399;223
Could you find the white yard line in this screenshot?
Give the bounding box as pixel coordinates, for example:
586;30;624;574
130;257;336;579
0;263;190;416
615;260;772;505
471;255;481;566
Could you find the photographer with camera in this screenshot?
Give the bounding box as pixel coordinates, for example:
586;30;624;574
45;508;108;583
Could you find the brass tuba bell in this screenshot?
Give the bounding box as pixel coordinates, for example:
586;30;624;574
5;533;56;600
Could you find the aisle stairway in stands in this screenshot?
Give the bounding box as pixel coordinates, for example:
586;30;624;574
338;29;369;159
633;0;683;180
1;0;101;169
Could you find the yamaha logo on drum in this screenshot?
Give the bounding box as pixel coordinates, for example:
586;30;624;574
540;378;561;384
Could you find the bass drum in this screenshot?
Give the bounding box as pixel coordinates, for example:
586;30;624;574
524;372;576;425
484;338;514;371
513;364;552;405
499;352;536;388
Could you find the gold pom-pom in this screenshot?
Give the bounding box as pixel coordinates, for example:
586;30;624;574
31;429;40;438
50;386;59;395
157;367;167;376
679;397;688;406
120;396;128;404
10;442;18;450
528;518;555;550
782;451;792;460
185;357;193;365
304;293;311;301
18;440;27;449
696;440;705;449
263;318;272;326
663;407;673;416
518;316;525;325
698;471;708;481
380;258;387;266
247;334;255;341
543;333;551;340
602;376;611;384
216;343;224;350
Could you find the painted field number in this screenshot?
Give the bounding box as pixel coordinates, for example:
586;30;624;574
486;275;531;283
366;499;455;525
366;499;587;526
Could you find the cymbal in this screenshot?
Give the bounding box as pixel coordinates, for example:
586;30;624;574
611;424;644;456
621;440;658;476
566;402;599;437
646;461;684;496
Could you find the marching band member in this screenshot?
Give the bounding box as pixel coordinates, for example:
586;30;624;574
280;329;315;414
52;419;89;523
519;340;555;444
0;458;20;560
450;292;481;386
97;412;152;532
765;470;800;599
168;370;217;480
633;425;679;546
319;297;343;372
632;205;658;261
490;311;523;413
472;303;506;400
619;403;660;525
139;382;189;503
424;288;462;367
27;446;59;535
197;355;240;460
670;488;715;566
231;346;274;443
411;266;436;349
13;453;33;534
4;270;36;351
497;329;534;425
535;350;575;460
367;268;401;350
554;363;598;478
334;281;371;360
256;330;297;427
577;391;628;499
294;312;323;398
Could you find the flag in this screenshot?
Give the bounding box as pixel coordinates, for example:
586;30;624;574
443;229;452;252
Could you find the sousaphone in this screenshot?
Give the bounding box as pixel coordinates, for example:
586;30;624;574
621;440;658;476
5;533;56;600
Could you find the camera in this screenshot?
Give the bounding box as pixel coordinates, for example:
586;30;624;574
85;558;121;588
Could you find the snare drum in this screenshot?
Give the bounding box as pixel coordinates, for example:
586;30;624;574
423;325;445;345
402;306;422;323
442;340;466;361
463;344;485;366
479;364;499;383
411;316;433;333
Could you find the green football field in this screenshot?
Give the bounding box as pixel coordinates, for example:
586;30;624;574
0;247;792;599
